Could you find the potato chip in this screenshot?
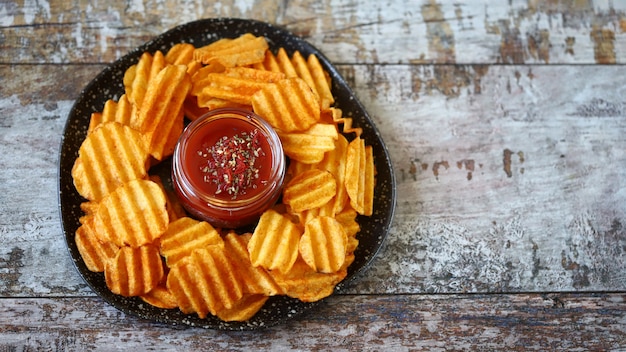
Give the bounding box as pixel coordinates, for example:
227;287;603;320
159;217;223;267
124;51;167;107
165;43;195;66
315;134;350;214
306;53;334;110
94;179;169;248
133;64;191;160
167;247;244;318
105;244;164;297
71;122;149;201
215;294;269;322
299;216;347;273
279;123;338;164
247;209;301;273
194;33;269;68
363;145;376;216
344;136;366;214
194;70;278;107
283;169;337;213
269;257;347;302
223;232;282;296
140;284;178;309
251;77;321;133
148;175;187;222
75;221;119;272
291;51;320;104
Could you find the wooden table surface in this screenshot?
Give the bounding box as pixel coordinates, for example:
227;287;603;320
2;0;626;350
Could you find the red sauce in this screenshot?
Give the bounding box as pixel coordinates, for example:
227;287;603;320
172;108;285;228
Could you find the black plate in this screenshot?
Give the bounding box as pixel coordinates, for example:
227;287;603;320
58;18;396;330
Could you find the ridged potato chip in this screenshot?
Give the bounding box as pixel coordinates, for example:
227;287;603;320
269;257;347;302
279;123;338;164
94;179;169;248
299;216;347;273
140;284;178;309
194;33;268;68
215;294;269;322
283;169;337;213
251;77;321;133
75;220;119;272
133;64;191;160
105;245;164;297
167;246;244;318
223;232;282;296
71;122;149;201
159;217;223;267
247;209;301;273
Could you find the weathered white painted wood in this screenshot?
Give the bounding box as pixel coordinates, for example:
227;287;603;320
1;294;625;350
1;0;625;64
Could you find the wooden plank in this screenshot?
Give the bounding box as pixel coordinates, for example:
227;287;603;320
0;294;625;350
1;63;625;297
1;0;626;64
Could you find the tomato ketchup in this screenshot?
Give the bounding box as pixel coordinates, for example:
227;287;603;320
172;108;285;228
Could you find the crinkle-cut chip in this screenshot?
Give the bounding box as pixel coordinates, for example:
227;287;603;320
283;169;337;213
94;179;169;248
105;245;164;297
71;122;149;201
247;209;301;273
291;51;320;104
328;107;362;137
88;94;134;134
223;232;282;296
167;247;244;318
275;48;299;77
315;134;350;214
335;206;361;239
344;136;366;214
148;175;187;222
363;145;376;216
159;217;223;267
299;216;347;273
279;124;338;164
124;51;167;107
269;257;347;302
293;199;335;227
132;64;191;160
75;221;119;272
215;294;269;322
195;73;274;106
223;66;286;83
251;77;321;133
165;43;195;66
194;33;269;67
306;53;335;110
140;284;178;309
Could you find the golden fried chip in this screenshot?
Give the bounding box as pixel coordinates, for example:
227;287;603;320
140;284;178;309
306;53;334;110
167;247;244;318
269;257;347;302
279;123;338;164
94;179;169;247
251;77;321;133
363;145;375;216
71;122;149;201
215;294;269;322
132;64;191;160
223;232;282;296
247;209;301;273
335;206;361;239
344;136;366;214
315;134;350;214
194;33;269;68
165;43;195;66
124;51;167;107
299;216;347;273
148;175;187;222
75;220;119;272
195;71;275;107
283;169;337;213
105;245;164;297
159;217;223;267
291;51;320;104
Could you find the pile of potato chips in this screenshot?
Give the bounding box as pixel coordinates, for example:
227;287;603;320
72;33;376;322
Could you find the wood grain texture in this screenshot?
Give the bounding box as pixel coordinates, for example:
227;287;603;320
1;0;626;349
1;294;625;351
1;0;626;64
